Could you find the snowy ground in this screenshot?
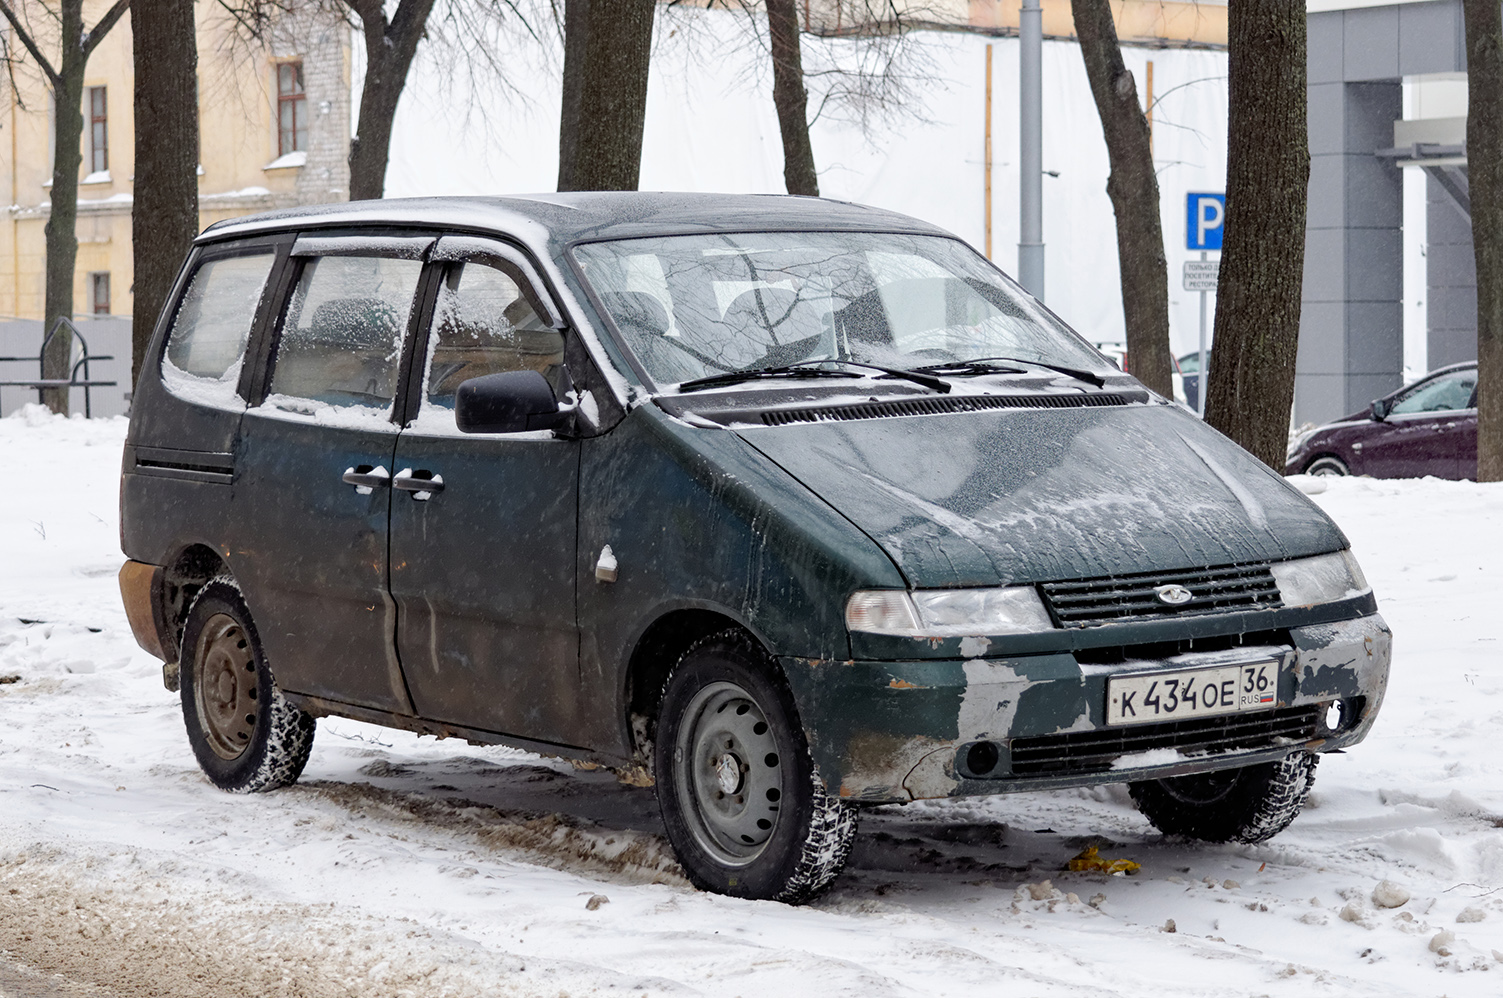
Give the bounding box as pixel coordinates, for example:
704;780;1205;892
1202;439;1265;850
1;405;1501;998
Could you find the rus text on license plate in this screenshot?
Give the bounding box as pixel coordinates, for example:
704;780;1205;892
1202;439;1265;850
1106;660;1279;726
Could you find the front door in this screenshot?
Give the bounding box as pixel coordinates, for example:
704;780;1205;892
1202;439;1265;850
389;239;582;744
234;249;429;711
1360;367;1477;479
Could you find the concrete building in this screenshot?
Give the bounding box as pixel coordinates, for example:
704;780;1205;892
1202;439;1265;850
1300;0;1476;424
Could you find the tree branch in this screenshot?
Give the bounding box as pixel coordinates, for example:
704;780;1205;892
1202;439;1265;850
0;0;60;87
343;0;387;38
82;0;132;58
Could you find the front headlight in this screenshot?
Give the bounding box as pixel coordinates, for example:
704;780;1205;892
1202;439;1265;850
1270;550;1370;607
845;587;1054;637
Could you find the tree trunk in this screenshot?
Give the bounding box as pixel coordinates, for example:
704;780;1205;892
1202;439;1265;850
1070;0;1171;399
559;0;655;191
557;0;589;192
347;0;439;200
767;0;817;196
132;0;200;391
1464;0;1503;482
40;0;87;414
1204;0;1309;470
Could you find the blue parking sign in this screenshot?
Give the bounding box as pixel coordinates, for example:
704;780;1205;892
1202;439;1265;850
1186;193;1225;251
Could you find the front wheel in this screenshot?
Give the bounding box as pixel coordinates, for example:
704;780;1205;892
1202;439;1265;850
1128;753;1319;844
1304;456;1350;477
180;579;316;793
654;630;857;903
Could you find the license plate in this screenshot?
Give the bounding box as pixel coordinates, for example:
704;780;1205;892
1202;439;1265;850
1106;659;1279;726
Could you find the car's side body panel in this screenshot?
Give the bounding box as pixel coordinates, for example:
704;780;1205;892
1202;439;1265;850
389;430;583;745
574;404;905;757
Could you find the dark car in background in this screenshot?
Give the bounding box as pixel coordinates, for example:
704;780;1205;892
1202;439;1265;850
119;194;1390;904
1178;350;1211;412
1285;362;1478;479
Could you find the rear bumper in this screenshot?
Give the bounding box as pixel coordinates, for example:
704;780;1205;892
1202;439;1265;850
119;560;173;663
783;613;1392;804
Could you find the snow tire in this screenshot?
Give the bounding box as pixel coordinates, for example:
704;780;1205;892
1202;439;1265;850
180;579;316;793
654;629;858;904
1128;752;1319;844
1304;456;1350;477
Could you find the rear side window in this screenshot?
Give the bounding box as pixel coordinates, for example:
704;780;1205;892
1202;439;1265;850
162;253;276;407
264;255;423;421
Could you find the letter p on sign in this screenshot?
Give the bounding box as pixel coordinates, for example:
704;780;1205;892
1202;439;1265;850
1186;193;1225;251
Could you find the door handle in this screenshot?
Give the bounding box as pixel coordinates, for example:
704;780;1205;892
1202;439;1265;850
342;465;390;494
393;467;444;500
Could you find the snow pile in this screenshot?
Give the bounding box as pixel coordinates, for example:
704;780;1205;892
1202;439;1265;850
2;409;1502;995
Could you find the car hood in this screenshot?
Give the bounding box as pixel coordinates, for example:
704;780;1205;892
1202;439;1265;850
734;402;1347;588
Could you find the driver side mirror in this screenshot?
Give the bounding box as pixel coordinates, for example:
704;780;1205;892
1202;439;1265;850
456;371;571;434
1370;398;1390;422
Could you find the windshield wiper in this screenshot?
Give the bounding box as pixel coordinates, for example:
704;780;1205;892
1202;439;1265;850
914;356;1106;388
678;360;951;394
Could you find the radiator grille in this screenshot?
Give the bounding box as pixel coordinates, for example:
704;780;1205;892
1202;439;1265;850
1008;704;1321;777
759;391;1143;426
1040;563;1282;627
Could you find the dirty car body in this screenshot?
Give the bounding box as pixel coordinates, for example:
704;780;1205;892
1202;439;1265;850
119;194;1390;901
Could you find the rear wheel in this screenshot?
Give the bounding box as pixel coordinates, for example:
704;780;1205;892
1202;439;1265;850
1128;753;1318;843
180;580;315;793
654;630;857;903
1304;456;1350;476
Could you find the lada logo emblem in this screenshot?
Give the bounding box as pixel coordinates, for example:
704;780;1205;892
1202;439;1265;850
1154;584;1193;606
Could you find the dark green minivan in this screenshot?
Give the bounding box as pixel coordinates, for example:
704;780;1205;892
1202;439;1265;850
119;194;1390;902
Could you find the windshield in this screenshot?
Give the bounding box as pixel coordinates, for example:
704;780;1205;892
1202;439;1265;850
572;232;1110;388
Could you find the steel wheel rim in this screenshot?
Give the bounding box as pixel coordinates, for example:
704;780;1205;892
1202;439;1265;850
673;680;785;867
1160;768;1242;806
194;613;259;760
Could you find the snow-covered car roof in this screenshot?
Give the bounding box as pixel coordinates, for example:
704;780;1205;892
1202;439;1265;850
198;192;952;248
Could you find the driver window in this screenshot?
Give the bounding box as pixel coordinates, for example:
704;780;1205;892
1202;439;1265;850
414;260;565;429
1389;371;1477;415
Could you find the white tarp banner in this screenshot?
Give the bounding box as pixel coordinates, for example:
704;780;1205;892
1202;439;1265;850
384;9;1228;359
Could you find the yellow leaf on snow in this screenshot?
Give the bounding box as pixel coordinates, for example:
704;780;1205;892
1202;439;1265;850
1067;845;1141;875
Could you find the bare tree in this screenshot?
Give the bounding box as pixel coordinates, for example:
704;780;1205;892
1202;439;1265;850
767;0;816;196
685;0;938;199
344;0;438;199
556;0;587;190
1464;0;1503;482
132;0;199;386
1204;0;1308;470
556;0;655;191
1070;0;1171;399
0;0;131;414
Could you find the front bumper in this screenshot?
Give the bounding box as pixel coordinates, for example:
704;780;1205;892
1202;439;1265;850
782;613;1391;804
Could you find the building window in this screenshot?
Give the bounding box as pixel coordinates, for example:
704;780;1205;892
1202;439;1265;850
88;86;108;174
91;273;111;315
277;62;307;157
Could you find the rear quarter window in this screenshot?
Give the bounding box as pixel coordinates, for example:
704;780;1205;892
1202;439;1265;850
162;253;277;408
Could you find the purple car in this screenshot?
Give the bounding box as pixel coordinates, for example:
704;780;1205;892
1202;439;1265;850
1284;362;1478;480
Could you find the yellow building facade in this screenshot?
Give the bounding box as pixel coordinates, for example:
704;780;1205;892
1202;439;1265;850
1;0;351;322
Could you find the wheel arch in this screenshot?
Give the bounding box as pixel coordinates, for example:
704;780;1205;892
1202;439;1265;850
622;604;774;763
157;542;235;661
